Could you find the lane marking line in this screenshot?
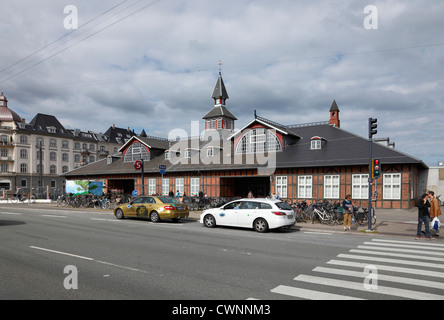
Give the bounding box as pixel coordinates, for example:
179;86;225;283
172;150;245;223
30;246;93;260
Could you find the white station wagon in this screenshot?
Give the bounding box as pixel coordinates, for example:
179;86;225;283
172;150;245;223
200;198;295;232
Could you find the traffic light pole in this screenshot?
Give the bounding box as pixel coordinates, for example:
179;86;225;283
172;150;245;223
368;136;373;231
367;118;377;231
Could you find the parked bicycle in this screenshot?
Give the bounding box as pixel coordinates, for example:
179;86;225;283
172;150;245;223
335;205;376;226
311;202;336;225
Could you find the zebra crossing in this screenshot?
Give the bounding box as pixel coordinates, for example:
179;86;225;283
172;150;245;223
269;238;444;300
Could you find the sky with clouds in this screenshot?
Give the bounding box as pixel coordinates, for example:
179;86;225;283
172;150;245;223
0;0;443;166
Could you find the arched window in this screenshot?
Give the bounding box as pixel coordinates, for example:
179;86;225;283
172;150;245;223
235;128;282;154
124;142;150;162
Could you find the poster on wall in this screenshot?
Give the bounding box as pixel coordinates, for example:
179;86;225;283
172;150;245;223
66;180;103;196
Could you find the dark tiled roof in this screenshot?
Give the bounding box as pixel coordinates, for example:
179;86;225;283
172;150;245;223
63;118;427;177
202;105;237;120
281;124;425;168
25;113;73;137
211;73;229;100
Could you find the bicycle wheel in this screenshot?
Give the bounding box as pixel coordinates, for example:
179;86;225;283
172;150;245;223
355;213;367;226
327;212;337;226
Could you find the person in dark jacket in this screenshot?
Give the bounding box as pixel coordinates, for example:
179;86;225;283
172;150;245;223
416;193;434;240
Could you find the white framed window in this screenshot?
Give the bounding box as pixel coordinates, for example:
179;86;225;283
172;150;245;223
20;163;27;173
352;174;369;199
175;178;184;195
310;139;321;149
276;176;288;198
148;178;156;195
324;175;340;199
190;177;199;196
47;127;56;134
184;148;191;159
123;142;149;162
383;173;401;199
298;175;312;199
165;150;170;160
161;178;169;195
207;146;214;157
20;149;27;159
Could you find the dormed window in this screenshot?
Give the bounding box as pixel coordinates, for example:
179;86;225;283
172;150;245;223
185;148;191;159
124;142;150;162
235;128;282;154
310;136;325;150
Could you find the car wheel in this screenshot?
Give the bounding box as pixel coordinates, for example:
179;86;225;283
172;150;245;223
253;218;269;233
115;209;125;220
150;211;160;223
203;214;216;228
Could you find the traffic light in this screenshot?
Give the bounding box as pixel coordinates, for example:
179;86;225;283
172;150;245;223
369;118;377;138
372;158;381;179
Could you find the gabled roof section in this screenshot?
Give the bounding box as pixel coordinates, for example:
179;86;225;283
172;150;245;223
227;116;301;140
118;135;169;153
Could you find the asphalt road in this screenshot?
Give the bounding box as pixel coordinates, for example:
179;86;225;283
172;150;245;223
1;204;444;302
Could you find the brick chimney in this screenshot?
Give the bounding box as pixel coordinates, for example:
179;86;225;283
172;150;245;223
329;100;340;128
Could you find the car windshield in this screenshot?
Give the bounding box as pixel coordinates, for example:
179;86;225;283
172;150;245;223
157;196;179;204
275;201;292;210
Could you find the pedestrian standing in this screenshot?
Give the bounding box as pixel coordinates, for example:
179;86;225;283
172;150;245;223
342;195;353;231
416;193;435;240
428;191;442;236
248;190;253;199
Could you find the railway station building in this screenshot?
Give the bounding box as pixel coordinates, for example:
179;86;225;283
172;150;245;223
63;73;428;209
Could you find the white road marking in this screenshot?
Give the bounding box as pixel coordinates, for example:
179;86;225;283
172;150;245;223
41;215;67;218
29;246;152;275
271;285;364;300
30;246;93;260
294;274;444;300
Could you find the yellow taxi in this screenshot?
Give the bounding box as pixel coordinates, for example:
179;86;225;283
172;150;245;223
114;195;189;222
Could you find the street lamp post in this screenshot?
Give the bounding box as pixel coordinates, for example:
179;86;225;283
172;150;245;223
37;142;43;198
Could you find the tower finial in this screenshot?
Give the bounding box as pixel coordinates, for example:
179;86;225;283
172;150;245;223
218;60;223;74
